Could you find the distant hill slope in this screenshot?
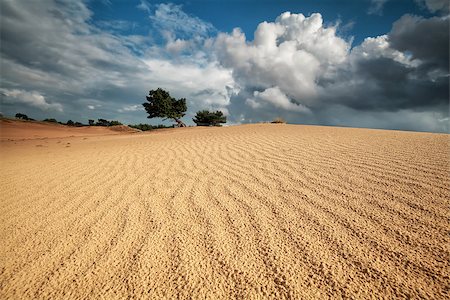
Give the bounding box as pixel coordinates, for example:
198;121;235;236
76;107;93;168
0;118;139;140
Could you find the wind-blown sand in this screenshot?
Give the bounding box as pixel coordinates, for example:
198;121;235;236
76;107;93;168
0;122;448;299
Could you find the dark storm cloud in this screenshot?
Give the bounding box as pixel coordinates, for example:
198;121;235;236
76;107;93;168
322;56;448;112
389;15;449;71
328;15;449;113
325;57;415;111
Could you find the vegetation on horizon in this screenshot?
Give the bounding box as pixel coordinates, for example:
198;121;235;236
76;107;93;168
193;110;226;126
13;88;230;129
13;113;123;127
43;118;58;123
65;120;86;127
15;113;35;121
271;117;286;124
91;119;122;127
128;124;173;131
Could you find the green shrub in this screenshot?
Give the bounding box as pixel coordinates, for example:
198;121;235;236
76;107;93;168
128;124;172;131
109;120;122;126
43;118;58;123
94;119;122;126
193;110;226;126
15;113;30;120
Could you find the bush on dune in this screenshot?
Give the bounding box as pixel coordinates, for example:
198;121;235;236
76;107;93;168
271;117;286;124
93;119;122;126
15;113;35;121
43;118;58;123
193;110;227;126
109;120;122;126
128;123;172;131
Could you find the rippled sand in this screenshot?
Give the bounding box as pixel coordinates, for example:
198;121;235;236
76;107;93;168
1;122;448;299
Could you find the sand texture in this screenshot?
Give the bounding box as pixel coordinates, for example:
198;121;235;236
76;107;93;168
0;123;449;299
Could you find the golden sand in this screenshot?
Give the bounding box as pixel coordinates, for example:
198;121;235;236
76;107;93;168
0;121;448;299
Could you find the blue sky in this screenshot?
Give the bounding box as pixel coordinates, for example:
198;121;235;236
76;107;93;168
89;0;431;45
1;0;449;132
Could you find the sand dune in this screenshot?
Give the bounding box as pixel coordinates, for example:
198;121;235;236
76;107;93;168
0;119;138;141
0;123;448;299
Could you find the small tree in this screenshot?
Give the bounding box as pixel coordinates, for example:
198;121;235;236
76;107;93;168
193;110;227;126
142;88;187;127
15;113;29;120
96;119;109;126
66;120;74;126
88;119;95;126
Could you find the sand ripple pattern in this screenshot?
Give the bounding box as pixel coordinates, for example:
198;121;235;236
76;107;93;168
0;124;449;299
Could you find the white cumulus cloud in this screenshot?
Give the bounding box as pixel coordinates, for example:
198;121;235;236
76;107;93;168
118;104;141;112
0;88;63;112
143;58;235;110
246;87;311;113
214;12;350;110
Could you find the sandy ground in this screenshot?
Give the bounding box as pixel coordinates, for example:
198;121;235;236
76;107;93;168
0;121;449;299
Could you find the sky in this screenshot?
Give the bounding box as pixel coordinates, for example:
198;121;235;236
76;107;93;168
0;0;448;132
